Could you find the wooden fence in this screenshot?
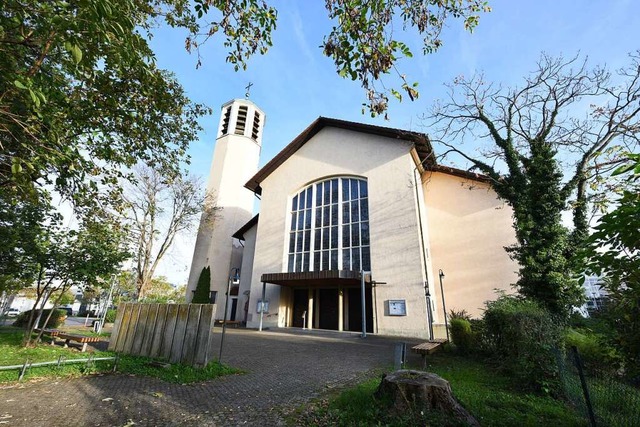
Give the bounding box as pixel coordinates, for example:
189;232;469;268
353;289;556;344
108;303;216;367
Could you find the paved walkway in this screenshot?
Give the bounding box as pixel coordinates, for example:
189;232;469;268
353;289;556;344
0;328;417;426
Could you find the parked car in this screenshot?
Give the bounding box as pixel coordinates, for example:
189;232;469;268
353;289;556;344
60;307;73;316
5;308;20;317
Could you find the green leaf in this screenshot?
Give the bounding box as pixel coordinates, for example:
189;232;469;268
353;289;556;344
70;45;83;64
14;80;27;90
612;163;634;176
28;88;40;107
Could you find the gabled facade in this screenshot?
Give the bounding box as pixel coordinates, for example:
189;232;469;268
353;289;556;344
189;101;517;339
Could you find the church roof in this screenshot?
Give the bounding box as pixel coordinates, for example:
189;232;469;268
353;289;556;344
244;117;434;195
232;214;259;241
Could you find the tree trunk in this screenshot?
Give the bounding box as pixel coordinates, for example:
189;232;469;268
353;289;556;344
375;370;479;426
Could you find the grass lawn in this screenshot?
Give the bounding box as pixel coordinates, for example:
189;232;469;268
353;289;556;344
0;326;241;384
290;352;588;426
425;353;586;426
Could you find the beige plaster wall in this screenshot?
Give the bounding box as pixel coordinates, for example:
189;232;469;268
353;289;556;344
423;172;518;319
186;131;260;320
246;127;431;338
236;223;258;322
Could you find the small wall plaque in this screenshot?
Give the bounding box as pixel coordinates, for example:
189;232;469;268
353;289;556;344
388;299;407;316
256;299;269;313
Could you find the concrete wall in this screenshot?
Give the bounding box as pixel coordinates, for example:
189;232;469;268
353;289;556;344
246;127;431;338
423;172;518;319
236;223;258;323
186;131;260;320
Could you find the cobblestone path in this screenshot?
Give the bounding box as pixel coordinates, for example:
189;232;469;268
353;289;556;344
0;328;410;426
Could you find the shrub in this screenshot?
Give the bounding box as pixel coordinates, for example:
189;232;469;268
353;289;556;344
13;309;67;329
192;266;211;303
449;309;471;321
483;295;562;393
450;318;474;354
104;309;117;323
565;328;618;374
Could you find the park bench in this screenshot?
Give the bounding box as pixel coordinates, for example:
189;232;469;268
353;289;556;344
411;339;447;368
215;320;241;328
36;329;101;352
34;328;62;345
57;333;101;352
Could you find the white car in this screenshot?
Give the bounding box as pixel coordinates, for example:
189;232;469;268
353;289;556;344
5;308;20;317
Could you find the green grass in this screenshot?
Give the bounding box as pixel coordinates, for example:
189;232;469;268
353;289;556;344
116;355;242;383
425;353;587;426
559;360;640;426
290;353;589;427
0;327;241;384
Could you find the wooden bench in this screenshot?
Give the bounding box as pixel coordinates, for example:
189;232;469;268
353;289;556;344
411;339;447;368
44;330;100;352
215;320;241;328
34;328;62;345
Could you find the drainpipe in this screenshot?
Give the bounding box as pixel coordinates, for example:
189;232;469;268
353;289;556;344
360;270;367;338
413;165;434;340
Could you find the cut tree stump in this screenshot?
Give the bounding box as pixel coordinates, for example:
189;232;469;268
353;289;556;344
375;370;479;426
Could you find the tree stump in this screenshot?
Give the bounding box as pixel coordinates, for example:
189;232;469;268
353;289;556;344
375;370;479;426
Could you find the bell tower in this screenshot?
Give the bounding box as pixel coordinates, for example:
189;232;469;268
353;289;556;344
186;98;265;319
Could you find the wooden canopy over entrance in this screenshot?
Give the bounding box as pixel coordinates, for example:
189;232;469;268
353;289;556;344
258;270;373;334
260;270;368;287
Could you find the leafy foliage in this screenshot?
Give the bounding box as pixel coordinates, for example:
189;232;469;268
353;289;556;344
430;53;640;316
104;308;118;324
564;328;618;375
450;318;475;355
482;295;563;393
1;0;208;211
189;0;489;116
192;266;211;303
14;309;67;329
581;154;640;380
139;276;185;303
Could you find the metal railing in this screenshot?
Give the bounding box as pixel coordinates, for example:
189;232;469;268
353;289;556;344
0;355;118;381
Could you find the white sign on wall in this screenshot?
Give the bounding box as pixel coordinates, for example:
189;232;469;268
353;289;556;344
256;300;269;313
388;300;407;316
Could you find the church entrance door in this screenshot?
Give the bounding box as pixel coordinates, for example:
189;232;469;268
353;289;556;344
318;288;339;330
291;288;308;327
346;286;373;333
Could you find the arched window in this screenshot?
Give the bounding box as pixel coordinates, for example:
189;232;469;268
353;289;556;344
288;177;370;273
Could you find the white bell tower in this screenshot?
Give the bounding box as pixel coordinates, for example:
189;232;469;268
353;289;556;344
186;98;265;319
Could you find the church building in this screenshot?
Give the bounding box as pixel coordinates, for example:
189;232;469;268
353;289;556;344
186;98;517;339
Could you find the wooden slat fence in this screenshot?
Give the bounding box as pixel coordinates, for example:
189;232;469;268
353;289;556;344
108;303;216;367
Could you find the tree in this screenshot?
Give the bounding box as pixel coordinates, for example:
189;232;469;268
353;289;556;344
582;154;640;378
140;276;186;303
21;217;128;345
192;266;211;304
124;166;217;300
189;0;490;116
1;0;208;211
428;53;640;316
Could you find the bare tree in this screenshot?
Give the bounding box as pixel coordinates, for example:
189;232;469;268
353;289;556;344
428;52;640;315
124;166;218;300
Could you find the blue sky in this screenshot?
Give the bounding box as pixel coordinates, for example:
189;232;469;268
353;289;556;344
150;0;640;284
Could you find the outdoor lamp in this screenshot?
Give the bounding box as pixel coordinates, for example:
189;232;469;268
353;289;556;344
231;268;240;285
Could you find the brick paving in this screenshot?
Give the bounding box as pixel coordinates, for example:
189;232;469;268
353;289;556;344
0;328;416;426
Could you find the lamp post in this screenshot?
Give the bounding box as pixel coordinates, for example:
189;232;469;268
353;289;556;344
439;269;449;341
219;268;240;363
